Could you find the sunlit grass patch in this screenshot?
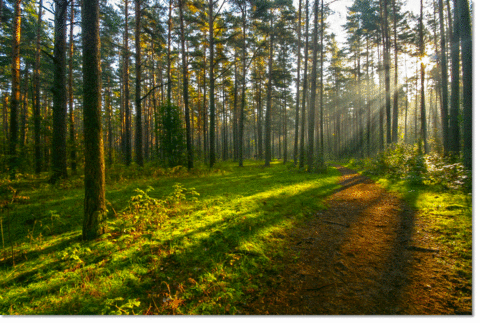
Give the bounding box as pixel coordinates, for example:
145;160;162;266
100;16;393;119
0;160;340;314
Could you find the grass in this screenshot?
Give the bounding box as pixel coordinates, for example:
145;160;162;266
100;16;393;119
0;160;340;314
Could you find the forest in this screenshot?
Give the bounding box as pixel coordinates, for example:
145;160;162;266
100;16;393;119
0;0;473;315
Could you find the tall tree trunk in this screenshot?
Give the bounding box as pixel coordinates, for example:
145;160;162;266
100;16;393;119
167;0;172;103
123;0;131;165
33;0;43;174
238;4;247;167
179;0;193;169
307;0;319;172
383;0;392;145
392;0;399;143
457;0;472;169
449;0;460;153
438;0;449;154
264;32;274;167
208;0;216;167
51;0;68;182
299;0;309;169
293;0;302;166
419;0;428;153
134;0;143;166
319;0;325;166
82;0;106;240
68;0;76;173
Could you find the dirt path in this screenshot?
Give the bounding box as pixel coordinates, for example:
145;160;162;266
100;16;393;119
244;166;472;315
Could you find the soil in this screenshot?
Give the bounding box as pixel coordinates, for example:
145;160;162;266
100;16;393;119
243;166;472;315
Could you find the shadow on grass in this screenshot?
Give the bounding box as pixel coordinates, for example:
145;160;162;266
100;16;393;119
0;163;340;314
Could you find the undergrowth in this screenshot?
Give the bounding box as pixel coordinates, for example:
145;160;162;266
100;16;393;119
0;160;340;314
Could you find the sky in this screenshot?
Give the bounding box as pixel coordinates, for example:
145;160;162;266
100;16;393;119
322;0;421;46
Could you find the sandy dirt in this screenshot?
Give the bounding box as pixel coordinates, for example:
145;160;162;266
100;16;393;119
244;166;472;315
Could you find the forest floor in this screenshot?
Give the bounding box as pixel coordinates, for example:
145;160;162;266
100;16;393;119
244;166;472;315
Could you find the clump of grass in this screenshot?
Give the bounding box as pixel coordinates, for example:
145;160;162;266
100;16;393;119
0;160;340;314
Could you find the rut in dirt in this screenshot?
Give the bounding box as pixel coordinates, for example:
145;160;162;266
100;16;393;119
244;166;471;315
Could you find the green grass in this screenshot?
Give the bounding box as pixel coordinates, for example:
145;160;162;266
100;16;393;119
0;160;340;314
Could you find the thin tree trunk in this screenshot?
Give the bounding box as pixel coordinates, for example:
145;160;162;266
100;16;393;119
392;0;399;143
68;0;76;173
134;0;143;166
383;0;392;145
299;0;309;169
123;0;131;165
293;0;302;166
419;0;428;153
264;31;274;167
179;0;193;169
439;0;449;153
449;0;460;153
307;0;319;172
209;0;216;167
238;4;247;167
33;0;43;174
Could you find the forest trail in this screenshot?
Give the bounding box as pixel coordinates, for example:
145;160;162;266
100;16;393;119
244;166;472;315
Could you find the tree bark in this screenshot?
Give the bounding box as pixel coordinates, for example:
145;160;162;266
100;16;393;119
438;0;449;153
68;0;76;173
293;0;302;166
123;0;131;165
307;0;319;172
299;0;309;169
51;0;69;182
449;0;460;154
392;0;399;143
457;0;472;169
208;0;216;167
383;0;392;145
134;0;143;166
9;0;22;179
419;0;428;153
33;0;43;174
82;0;106;240
264;31;274;167
179;0;193;169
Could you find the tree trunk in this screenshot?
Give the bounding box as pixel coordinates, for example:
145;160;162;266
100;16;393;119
449;0;460;153
307;0;319;172
9;0;22;179
438;0;449;154
419;0;428;153
123;0;131;165
264;32;274;167
33;0;43;174
457;0;472;169
51;0;68;182
392;0;399;143
208;0;216;167
383;0;392;145
299;0;309;169
293;0;302;166
68;0;76;173
167;0;172;103
179;0;193;169
238;4;247;167
82;0;106;240
134;0;143;166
